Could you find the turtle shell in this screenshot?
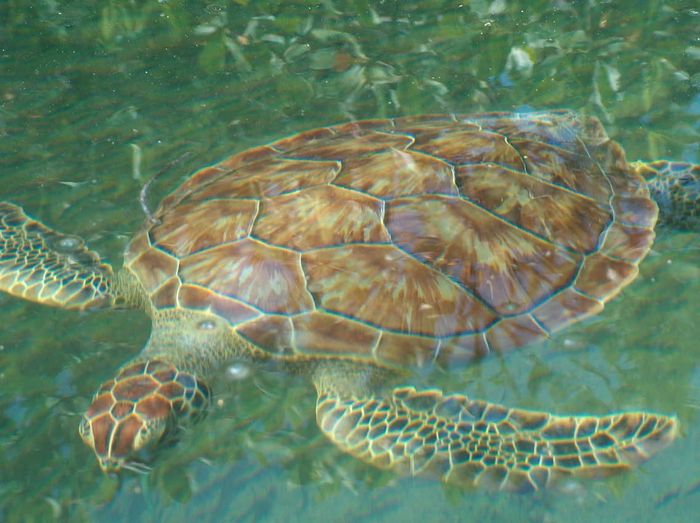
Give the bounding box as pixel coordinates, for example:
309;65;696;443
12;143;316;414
123;111;658;368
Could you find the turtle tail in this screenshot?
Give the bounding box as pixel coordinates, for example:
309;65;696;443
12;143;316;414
0;202;115;309
635;161;700;229
315;386;677;492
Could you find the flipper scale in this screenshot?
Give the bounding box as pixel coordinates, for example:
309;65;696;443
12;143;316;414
0;202;114;309
316;385;678;492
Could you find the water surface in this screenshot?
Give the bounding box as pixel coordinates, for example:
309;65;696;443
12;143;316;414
1;1;699;521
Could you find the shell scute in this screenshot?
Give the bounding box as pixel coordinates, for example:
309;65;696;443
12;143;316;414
191;157;339;199
124;231;150;265
271;127;337;151
179;239;313;315
456;163;610;253
485;315;548;353
125;244;177;294
129;112;657;367
253;185;389;250
512;139;611;203
292;312;379;357
280;130;413;160
217;145;279;172
474;110;579;147
374;332;439;367
335;148;458;198
178;284;259;325
152;199;257;257
436;334;490;368
302;244;497;336
531;288;603;332
331;119;392;135
576;253;638;301
236;315;294;354
158;165;229;212
150;277;180;308
599;223;655;262
413;129;526;170
613;196;658;228
385;195;580;315
392;114;465;136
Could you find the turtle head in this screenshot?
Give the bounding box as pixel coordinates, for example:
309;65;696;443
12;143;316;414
78;359;211;473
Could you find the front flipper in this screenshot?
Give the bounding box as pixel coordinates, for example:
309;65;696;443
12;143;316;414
316;386;677;492
0;202;115;309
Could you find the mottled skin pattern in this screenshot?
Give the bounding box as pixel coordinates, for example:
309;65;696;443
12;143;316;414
0;111;697;491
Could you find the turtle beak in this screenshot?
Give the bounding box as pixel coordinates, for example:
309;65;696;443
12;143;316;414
97;455;125;473
78;410;166;473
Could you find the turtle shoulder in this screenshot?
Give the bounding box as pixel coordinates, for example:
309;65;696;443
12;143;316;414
121;111;659;370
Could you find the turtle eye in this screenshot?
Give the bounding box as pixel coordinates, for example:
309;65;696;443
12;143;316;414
196;319;217;331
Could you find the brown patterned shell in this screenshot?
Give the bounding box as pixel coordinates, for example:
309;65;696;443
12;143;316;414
123;111;658;369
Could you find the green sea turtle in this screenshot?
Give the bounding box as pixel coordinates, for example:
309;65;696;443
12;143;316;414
1;111;697;492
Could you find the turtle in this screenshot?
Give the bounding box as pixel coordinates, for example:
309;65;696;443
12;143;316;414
1;110;697;492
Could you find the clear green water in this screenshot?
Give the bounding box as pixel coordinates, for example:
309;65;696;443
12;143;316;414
1;1;699;521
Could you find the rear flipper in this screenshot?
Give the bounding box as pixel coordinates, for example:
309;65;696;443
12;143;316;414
636;161;700;229
315;386;677;492
0;202;115;309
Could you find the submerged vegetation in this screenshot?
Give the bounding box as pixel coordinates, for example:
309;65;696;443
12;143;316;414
1;1;699;522
2;1;699;153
